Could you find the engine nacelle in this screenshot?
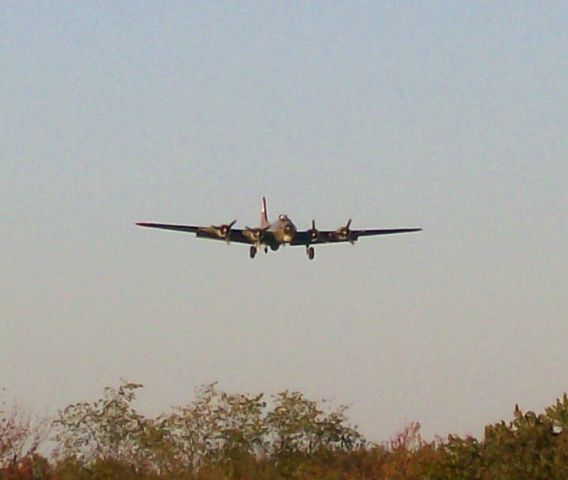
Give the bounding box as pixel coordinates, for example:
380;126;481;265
243;226;265;243
307;219;320;242
334;219;353;242
202;220;237;240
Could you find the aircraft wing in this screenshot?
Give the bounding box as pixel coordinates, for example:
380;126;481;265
291;227;422;245
136;222;252;244
351;227;423;238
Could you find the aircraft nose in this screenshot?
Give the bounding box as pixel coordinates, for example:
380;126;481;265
284;223;297;235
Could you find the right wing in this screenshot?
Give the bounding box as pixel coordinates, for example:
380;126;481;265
136;222;252;244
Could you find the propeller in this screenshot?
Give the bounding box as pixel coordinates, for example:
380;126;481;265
209;219;237;241
308;219;320;242
244;225;267;243
335;218;353;242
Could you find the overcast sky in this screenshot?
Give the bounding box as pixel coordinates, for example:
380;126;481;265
2;2;567;440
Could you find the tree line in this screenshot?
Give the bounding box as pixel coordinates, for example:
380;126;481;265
1;381;567;479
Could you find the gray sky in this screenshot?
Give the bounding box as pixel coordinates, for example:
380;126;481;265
1;2;567;441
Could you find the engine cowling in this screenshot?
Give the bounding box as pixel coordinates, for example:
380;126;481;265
203;220;236;240
334;219;353;242
307;219;320;242
244;226;266;243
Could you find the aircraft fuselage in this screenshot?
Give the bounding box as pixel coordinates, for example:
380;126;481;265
268;214;297;244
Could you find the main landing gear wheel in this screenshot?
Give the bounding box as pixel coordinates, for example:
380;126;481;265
249;246;257;259
307;246;315;260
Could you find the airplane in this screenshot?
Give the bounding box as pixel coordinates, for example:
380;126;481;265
136;197;422;260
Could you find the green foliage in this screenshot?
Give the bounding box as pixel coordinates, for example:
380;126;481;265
51;382;365;478
4;382;567;479
480;404;568;480
429;400;568;480
266;390;364;457
546;393;568;431
430;435;484;480
54;382;149;467
162;383;267;470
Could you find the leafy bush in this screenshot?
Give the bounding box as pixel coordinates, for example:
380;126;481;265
3;382;568;479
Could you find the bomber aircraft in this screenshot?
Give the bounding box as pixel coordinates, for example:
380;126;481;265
136;197;421;260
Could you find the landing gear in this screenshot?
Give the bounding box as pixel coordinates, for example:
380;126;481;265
249;246;257;259
306;246;315;260
264;246;268;254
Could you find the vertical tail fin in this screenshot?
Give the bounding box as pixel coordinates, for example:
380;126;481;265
260;197;269;228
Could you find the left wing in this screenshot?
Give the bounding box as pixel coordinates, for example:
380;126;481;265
291;227;422;245
351;227;423;238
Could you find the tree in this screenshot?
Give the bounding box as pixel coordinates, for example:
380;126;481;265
54;381;148;467
429;397;568;480
163;383;267;470
0;393;51;479
0;402;50;470
265;390;364;458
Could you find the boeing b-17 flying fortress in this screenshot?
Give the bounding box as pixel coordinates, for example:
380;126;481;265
137;198;421;260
